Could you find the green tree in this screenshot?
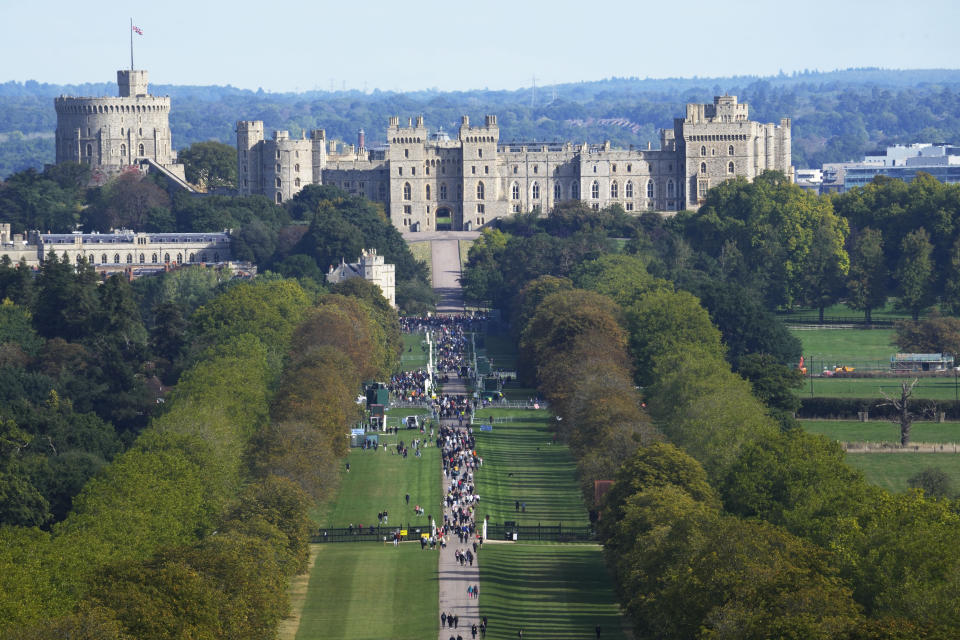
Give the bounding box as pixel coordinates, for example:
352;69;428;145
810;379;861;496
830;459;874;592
907;468;954;499
177;140;237;189
801;214;850;321
895;227;935;321
847;227;888;323
735;352;804;418
894;313;960;358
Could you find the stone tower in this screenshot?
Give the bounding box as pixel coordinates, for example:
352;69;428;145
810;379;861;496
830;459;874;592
54;69;185;182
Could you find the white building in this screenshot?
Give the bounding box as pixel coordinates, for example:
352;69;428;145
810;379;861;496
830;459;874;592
326;248;396;308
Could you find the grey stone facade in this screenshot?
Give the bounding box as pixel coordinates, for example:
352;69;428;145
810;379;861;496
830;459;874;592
238;95;792;231
54;69;187;183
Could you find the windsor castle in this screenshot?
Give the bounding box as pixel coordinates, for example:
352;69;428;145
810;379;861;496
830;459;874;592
52;66;793;234
238;96;792;231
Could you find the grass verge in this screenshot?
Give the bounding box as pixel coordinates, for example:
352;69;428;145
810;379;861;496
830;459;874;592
479;543;628;640
408;241;433;275
845;453;960;493
791;327;896;365
799;376;960;400
399;332;429;370
295;544;437;640
310;432;441;527
474;409;589;526
802;420;960;444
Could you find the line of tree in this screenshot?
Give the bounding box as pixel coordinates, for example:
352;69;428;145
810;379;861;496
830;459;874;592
479;203;960;637
0;275;402;636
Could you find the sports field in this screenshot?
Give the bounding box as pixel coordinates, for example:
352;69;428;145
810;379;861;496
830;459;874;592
473;409;590;526
479;543;628;640
294;544;437;640
801;376;960;400
791;327;896;365
802;419;960;444
310;432;441;528
845;453;960;494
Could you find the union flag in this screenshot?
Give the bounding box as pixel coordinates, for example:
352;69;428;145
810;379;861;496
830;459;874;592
132;25;143;35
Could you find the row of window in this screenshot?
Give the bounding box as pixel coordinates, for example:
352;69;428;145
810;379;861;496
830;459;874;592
700;145;736;157
400;178;684;202
80;251;219;265
86;143;145;157
699;162;737;174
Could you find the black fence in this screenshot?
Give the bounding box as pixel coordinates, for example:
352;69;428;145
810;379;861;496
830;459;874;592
310;522;596;544
778;315;895;326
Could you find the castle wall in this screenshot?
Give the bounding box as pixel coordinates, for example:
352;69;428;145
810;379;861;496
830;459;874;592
237;94;793;230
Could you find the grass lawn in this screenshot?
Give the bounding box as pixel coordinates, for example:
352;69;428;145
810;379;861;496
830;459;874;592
459;239;474;267
791;327;896;367
802;420;960;443
778;300;914;322
479;543;628;640
801;376;960;400
399;332;429;370
408;241;432;275
844;453;960;493
295;544;437;640
310;432;441;527
474;409;590;527
483;333;519;371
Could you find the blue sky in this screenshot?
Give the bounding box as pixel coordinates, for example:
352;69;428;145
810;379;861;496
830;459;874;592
4;0;958;92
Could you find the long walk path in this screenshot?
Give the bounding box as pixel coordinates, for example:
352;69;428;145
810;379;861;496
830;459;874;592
436;372;482;639
432;239;465;312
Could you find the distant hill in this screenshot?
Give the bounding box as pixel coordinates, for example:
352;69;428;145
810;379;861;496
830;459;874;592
3;68;960;179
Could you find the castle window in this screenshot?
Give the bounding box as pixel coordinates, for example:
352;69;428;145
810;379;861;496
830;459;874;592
139;128;143;136
627;164;632;172
138;143;144;156
152;253;158;263
476;182;485;200
201;253;208;262
477;204;485;213
513;166;518;174
276;164;281;172
728;145;734;156
625;181;633;198
572;182;579;198
700;162;707;174
728;161;735;174
512;183;520;200
700;146;706;156
712;148;716;156
425;185;431;200
667;180;675;197
276;178;282;187
120;143;126;156
591;181;599;199
276;193;282;204
294;164;300;172
533;165;538;174
85;144;92;157
404;205;412;214
177;253;182;264
484;166;489;175
403;182;412;200
532;182;540;199
164;253;170;263
101;254;107;264
398;166;403;175
440;183;447;200
612;164;617;173
610;181;618;198
120;128;124;135
593;165;597;173
295;178;301;187
113;254;120;264
139;253;145;264
513;204;521;213
647;180;654;198
472;166;476;175
626;202;634;211
426;166;430;175
276;150;280;159
554;182;561;200
295;151;299;158
126;254;133;264
412;167;416;175
189;253;196;262
478;149;483;158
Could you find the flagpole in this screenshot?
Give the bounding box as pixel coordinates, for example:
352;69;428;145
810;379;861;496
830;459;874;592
130;18;134;70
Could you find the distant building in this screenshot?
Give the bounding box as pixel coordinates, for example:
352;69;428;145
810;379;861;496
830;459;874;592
54;68;193;191
0;223;243;278
820;143;960;193
238;95;794;230
794;168;823;193
326;248;396;307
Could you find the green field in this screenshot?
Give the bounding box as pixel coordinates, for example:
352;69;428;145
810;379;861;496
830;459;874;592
474;409;589;526
479;543;628;640
408;241;432;275
791;327;896;366
399;332;429;370
802;420;960;443
459;239;473;268
295;544;437;640
802;376;960;400
483;333;519;371
779;300;914;322
845;453;960;493
311;432;441;527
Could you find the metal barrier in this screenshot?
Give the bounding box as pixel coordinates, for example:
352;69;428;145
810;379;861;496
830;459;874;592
311;522;595;543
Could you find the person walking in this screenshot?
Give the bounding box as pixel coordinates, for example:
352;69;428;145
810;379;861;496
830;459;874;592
441;612;447;627
596;623;602;638
473;584;479;599
471;623;478;639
